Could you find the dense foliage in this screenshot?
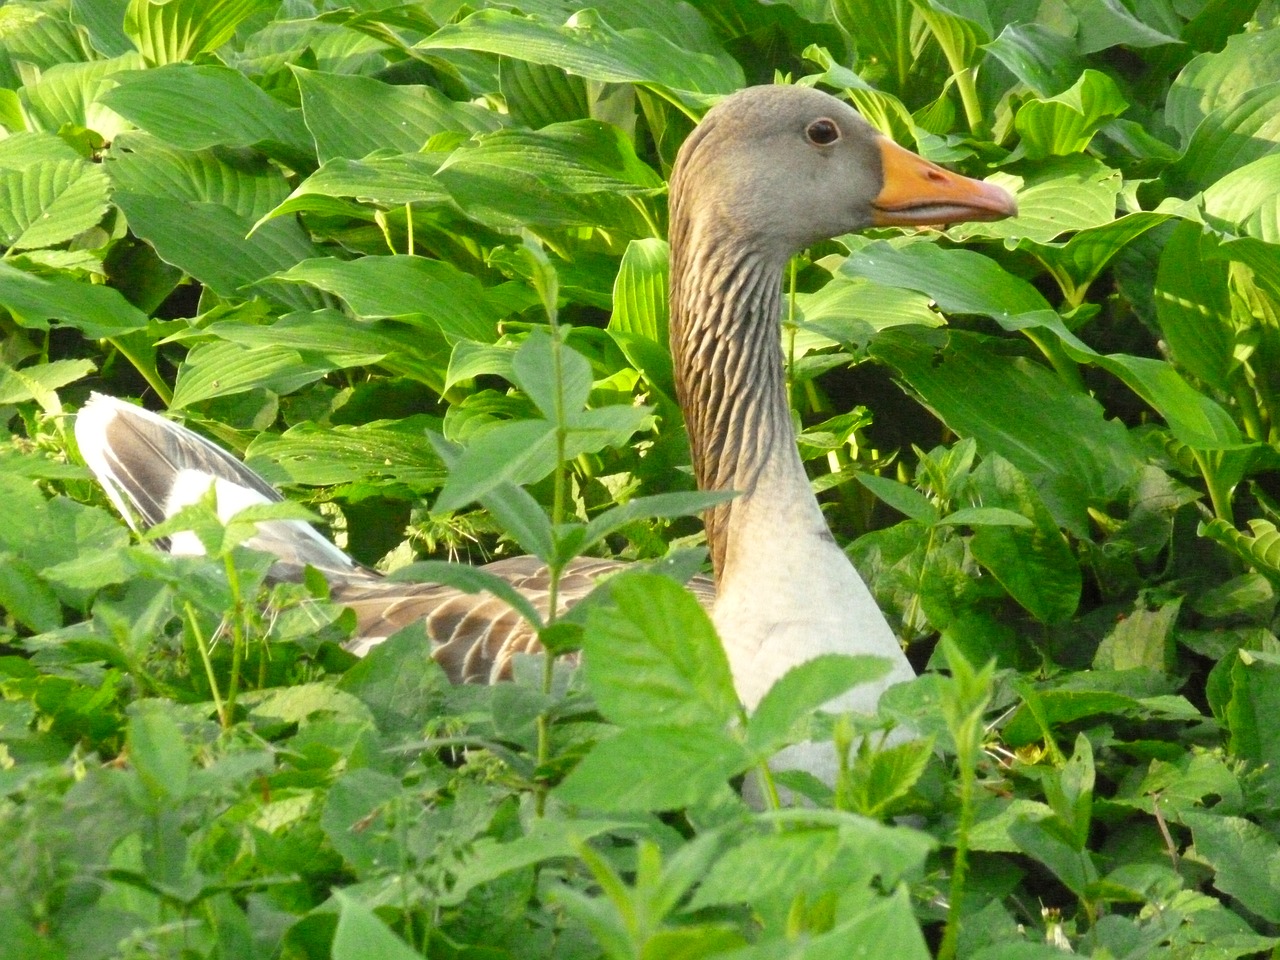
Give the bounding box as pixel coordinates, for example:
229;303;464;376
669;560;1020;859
3;0;1280;956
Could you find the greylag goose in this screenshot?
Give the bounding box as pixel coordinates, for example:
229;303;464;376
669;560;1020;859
75;85;1015;749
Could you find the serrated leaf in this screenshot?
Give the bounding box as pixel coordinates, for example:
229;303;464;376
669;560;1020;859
331;891;422;960
1183;810;1280;923
747;654;893;757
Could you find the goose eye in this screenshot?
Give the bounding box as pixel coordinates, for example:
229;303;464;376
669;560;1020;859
806;118;840;146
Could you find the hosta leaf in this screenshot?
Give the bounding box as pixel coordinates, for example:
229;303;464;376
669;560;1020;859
832;0;915;93
106;132;291;221
1154;220;1233;392
1014;69;1128;160
114;191;325;311
984;22;1085;97
609;237;669;344
101;63;312;161
948;156;1122;243
171;341;339;408
1019;211;1170;303
799;276;940;344
417;8;743;98
21;54;139;141
255;153;454;228
1167;27;1280;144
70;0;133;58
0;261;148;338
1200;518;1280;586
581;572;739;730
870;330;1140;531
0;158;110;250
123;0;275;66
500;57;590;128
1168;81;1280;193
269;256;500;343
1064;0;1179;54
1200;153;1280;244
292;68;500;163
246;417;445;489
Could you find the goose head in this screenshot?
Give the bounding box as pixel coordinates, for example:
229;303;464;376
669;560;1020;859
669;85;1016;264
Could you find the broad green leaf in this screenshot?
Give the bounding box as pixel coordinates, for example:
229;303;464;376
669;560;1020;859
870;330;1140;531
842;736;934;818
832;0;914;93
1019;211;1170;305
967;456;1081;624
948;156;1123;244
746;654;892;757
937;507;1034;528
245;417;445;488
500;57;590;128
0;260;148;338
1008;815;1098;897
1169;81;1280;193
582;572;739;730
202;309;400;369
0;358;95;406
70;0;133;58
321;769;403;875
984;22;1085;97
0;158;110;251
101;63;312;161
555;724;749;811
1200;153;1280;244
511;329;593;423
1014;69;1128;160
1182;810;1280;923
338;621;451;736
855;473;939;523
171;341;339;408
1094;596;1179;672
114;192;325;311
105;132;291;221
1201;519;1280;589
331;891;422;960
1167;27;1280;143
1064;0;1178;54
1154;220;1233;392
581;490;734;552
293;68;500;163
123;0;274;66
797;276;940;343
689;828;841;909
269;255;500;343
21;54;139;140
0;553;61;632
255;153;454;228
416;9;743;98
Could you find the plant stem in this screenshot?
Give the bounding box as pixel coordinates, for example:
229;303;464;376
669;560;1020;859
221;552;247;724
185;601;227;728
108;337;173;405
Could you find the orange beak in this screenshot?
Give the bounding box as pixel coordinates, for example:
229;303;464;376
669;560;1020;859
871;136;1017;227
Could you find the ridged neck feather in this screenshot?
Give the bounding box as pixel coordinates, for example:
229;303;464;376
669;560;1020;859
669;205;800;579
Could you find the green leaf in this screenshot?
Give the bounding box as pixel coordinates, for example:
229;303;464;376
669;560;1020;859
984;22;1086;97
387;560;545;633
292;68;499;163
0;261;148;338
855;473;939;523
555;724;749;811
246;417;445;489
0;158;110;250
331;891;422;960
511;328;593;423
1169;81;1280;193
123;0;275;66
1019;211;1170;305
967;456;1081;624
581;490;734;552
1167;26;1280;144
1182;810;1280;923
1093;597;1180;672
746;655;893;757
1063;0;1178;54
0;553;61;632
171;341;339;408
798;276;941;343
101;63;312;161
0;358;94;406
21;54;140;142
256;153;454;228
432;419;557;514
1014;69;1128;160
937;507;1034;528
416;9;743;98
269;256;499;343
127;704;190;804
582;573;739;730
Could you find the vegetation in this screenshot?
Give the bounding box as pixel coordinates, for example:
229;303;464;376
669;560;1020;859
2;0;1280;956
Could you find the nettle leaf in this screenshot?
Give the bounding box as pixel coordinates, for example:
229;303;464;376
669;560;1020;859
433;418;558;513
1182;810;1280;924
1014;69;1128;160
0;157;111;251
581;572;739;730
331;891;422;960
292;68;501;163
0;358;95;406
417;8;744;98
511;328;593;422
123;0;275;66
101;63;312;161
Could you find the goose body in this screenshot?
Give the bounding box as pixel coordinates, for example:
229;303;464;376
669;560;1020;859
75;85;1015;774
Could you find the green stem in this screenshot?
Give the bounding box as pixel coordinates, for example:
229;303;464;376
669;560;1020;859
952;67;985;138
938;730;977;960
185;601;227;728
221;552;247;723
1023;329;1086;394
628;194;662;239
108;337;173;405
